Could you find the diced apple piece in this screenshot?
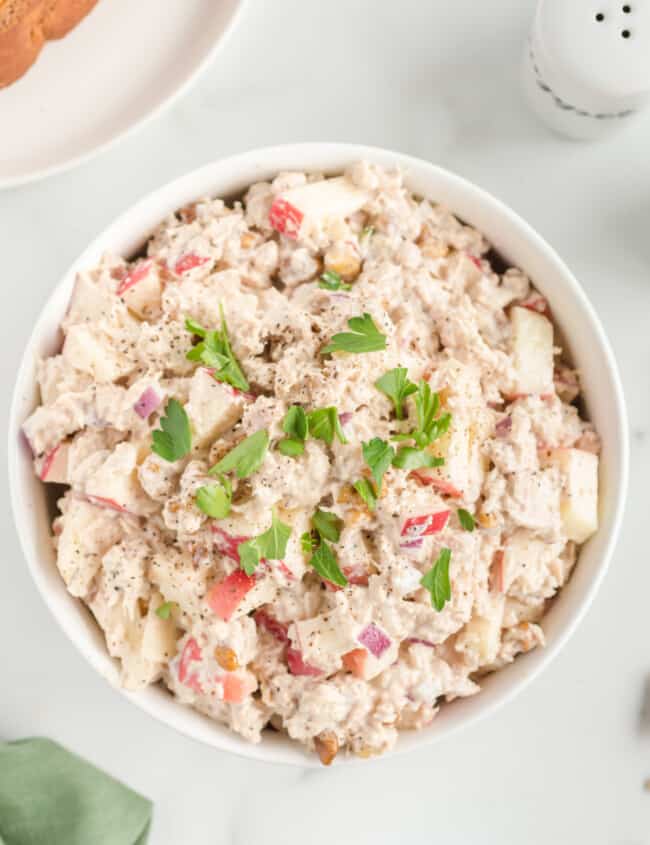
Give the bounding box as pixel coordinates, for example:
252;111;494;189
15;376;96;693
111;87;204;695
545;448;599;543
207;571;276;622
38;441;70;483
511;306;554;395
219;672;256;703
207;570;256;621
459;595;504;664
119;260;163;321
57;498;122;598
342;641;399;681
415;419;471;498
286;648;323;676
342;648;367;677
63;324;133;382
269;177;369;239
66;272;117;325
234;576;278;619
177;636;203;693
84;443;151;515
141;595;177;662
291;611;357;671
185;369;245;448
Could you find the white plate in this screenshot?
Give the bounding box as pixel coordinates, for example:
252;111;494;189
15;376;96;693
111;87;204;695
0;0;245;188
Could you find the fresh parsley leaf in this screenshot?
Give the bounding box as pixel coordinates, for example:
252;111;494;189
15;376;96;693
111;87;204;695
237;509;292;575
278;438;305;457
195;474;232;519
321;313;387;355
278;406;308;458
301;531;317;555
319;270;351;292
414;381;451;444
415;380;439;436
155;601;175;620
307;407;348;446
420;548;452;611
184;306;249;392
353;478;378;511
391;382;452;449
185;317;207;338
362;438;395;489
392;447;444;471
312;509;343;543
283;406;308;441
210;430;269;479
457;508;476;532
375;367;418;420
151;399;191;462
239;542;261;576
308;539;348;587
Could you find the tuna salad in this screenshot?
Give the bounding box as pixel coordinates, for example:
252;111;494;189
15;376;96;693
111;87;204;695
23;162;600;764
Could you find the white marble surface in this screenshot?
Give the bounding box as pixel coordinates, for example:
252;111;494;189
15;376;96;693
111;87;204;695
1;1;649;842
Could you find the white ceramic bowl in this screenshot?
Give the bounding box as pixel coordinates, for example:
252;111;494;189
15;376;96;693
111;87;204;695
8;144;629;766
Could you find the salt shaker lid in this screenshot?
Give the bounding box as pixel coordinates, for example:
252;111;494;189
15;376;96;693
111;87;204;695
536;0;650;98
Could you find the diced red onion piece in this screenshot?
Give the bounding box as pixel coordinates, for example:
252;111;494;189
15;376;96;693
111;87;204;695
339;412;354;426
400;538;424;550
358;623;391;658
405;637;436;648
134;386;161;419
495;416;512;438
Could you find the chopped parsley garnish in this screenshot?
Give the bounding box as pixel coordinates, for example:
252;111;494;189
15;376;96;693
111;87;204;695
321;313;387;355
237;509;292;575
278;406;308;457
278;439;305;457
151;399;191;462
319;270;351;292
353;477;378;511
414;381;451;445
307;407;348;446
301;531;317;555
155;601;175;620
457;509;476;532
420;548;452;611
185;307;249;392
210;430;269;479
375;367;418;419
302;508;347;586
195;474;232;519
392;381;451;449
309;540;347;587
362;438;395;489
311;509;343;543
392;447;444;472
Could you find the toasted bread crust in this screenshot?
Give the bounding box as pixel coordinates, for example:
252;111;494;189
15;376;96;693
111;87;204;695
0;0;98;87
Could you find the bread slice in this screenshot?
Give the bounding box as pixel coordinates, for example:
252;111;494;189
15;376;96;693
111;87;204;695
0;0;98;88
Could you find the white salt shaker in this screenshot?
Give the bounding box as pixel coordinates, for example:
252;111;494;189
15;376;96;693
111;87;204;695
523;0;650;140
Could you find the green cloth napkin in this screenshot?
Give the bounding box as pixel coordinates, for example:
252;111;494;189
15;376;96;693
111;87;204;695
0;738;152;845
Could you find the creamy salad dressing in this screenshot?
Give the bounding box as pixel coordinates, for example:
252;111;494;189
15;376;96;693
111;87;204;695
23;162;600;763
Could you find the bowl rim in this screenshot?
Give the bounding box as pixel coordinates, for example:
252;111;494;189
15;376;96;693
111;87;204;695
8;142;629;767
